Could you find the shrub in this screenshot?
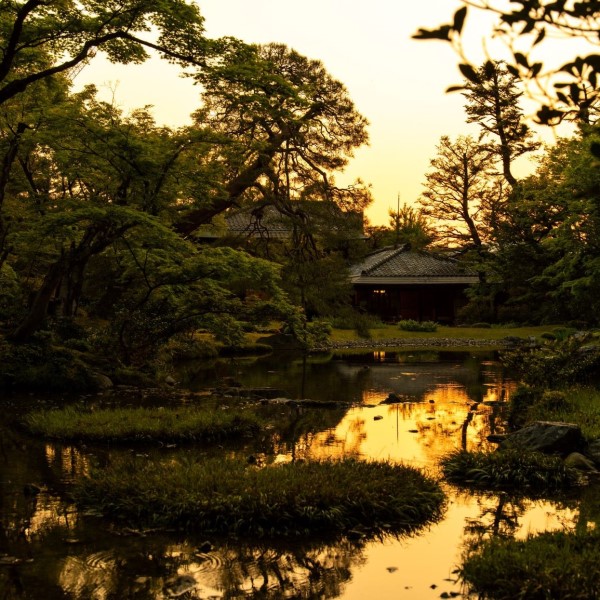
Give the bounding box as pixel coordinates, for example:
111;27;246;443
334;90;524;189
440;448;581;493
501;336;600;388
166;337;218;361
398;319;438;332
460;530;600;600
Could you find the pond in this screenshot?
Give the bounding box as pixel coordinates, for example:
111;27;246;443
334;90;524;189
0;350;589;599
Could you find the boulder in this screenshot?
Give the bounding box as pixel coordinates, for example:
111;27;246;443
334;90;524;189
91;372;113;390
499;421;585;455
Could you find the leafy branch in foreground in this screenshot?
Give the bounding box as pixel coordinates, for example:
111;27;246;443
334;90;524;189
413;1;600;125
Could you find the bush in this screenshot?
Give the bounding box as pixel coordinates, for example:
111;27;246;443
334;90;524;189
501;336;600;388
440;448;581;494
398;319;438;332
166;336;218;361
460;530;600;600
0;338;95;392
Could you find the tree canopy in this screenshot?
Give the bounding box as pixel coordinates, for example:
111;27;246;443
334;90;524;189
0;0;211;106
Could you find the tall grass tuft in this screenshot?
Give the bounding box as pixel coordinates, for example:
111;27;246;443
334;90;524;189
460;529;600;599
23;406;262;443
73;457;445;539
441;449;581;493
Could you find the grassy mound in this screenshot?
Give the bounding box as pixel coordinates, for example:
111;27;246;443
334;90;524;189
440;449;581;493
23;406;262;443
74;457;445;538
460;530;600;599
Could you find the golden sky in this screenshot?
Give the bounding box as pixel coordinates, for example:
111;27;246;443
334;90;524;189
74;1;584;225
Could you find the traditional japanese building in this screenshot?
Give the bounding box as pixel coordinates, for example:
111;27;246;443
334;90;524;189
350;246;479;323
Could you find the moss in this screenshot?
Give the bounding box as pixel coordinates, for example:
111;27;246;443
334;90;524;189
73;457;445;539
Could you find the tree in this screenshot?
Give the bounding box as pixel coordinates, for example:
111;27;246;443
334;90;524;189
413;1;600;125
366;204;435;250
418;135;499;252
175;42;371;236
0;0;210;106
463;61;540;187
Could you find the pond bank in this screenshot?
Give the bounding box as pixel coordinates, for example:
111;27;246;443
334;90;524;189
319;337;515;350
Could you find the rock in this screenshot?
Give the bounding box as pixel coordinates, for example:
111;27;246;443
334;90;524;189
91;372;113;390
197;540;212;553
499;421;585;455
564;452;598;472
164;376;176;386
381;393;403;404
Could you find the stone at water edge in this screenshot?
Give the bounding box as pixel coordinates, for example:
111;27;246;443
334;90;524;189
498;421;585;455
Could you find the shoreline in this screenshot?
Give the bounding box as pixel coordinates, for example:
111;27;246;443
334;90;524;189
317;337;515;351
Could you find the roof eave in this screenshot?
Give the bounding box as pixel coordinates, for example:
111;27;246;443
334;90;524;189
351;276;479;285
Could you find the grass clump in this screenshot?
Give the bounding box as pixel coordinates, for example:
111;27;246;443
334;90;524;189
398;319;438;332
440;449;581;493
508;386;600;440
73;457;445;539
460;529;600;599
23;406;262;444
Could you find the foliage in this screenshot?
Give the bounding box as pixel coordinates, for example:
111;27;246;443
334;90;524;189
283;311;332;350
398;319;438;332
366;204;435;250
516;386;600;440
0;0;210;106
23;406;262;443
418;135;497;252
73;457;445;539
463;61;540;187
414;2;600;125
459;529;600;600
501;335;600;388
441;448;581;493
0;336;94;391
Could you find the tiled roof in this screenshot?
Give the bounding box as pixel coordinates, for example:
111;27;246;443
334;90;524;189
226;207;290;239
351;246;478;280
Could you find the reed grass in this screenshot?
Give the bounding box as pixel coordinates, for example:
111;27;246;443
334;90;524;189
440;449;581;493
73;457;445;538
23;406;262;443
460;529;600;599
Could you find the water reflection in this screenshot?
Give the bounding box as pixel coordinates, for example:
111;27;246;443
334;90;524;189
0;351;590;599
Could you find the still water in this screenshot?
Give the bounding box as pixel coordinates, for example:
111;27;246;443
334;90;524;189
0;350;587;599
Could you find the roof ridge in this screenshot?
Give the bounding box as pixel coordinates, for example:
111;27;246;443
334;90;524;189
362;245;406;275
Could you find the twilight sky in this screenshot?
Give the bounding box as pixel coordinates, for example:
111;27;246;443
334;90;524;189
74;1;577;225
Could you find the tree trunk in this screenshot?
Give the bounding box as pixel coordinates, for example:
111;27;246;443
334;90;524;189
10;253;67;342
